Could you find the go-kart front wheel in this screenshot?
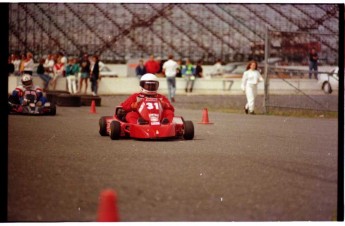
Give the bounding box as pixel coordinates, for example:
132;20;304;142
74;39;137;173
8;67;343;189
99;116;108;136
183;120;194;140
110;121;121;140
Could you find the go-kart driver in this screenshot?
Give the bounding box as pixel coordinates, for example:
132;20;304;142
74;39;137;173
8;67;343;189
121;73;174;124
11;74;47;106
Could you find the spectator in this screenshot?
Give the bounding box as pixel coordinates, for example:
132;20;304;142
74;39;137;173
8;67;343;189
65;58;79;94
309;48;318;79
156;57;164;77
185;59;204;93
195;59;203;78
213;58;224;76
162;54;178;102
182;58;195;93
241;60;264;115
58;51;68;77
23;52;34;75
176;59;183;78
120;73;174;124
144;55;160;74
79;54;90;94
43;54;55;79
51;55;64;90
37;58;52;92
10;54;21;76
89;55;100;96
135;59;146;79
19;53;26;75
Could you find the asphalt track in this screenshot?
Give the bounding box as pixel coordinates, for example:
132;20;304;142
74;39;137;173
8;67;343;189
8;95;338;222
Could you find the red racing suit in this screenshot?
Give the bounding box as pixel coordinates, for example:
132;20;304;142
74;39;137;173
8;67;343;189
120;92;174;124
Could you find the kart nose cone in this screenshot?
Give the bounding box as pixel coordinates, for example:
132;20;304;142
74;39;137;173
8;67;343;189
129;124;176;139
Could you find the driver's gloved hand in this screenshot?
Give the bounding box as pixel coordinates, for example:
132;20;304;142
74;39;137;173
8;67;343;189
137;117;148;125
131;102;140;110
22;99;29;106
161;118;169;124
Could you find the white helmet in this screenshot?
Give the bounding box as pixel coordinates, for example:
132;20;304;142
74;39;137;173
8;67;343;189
21;74;33;89
140;73;159;95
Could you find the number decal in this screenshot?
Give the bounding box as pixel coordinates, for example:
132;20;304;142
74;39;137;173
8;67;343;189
146;102;159;110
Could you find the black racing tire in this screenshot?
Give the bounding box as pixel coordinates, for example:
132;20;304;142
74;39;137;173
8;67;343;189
46;91;70;105
109;121;121;140
49;105;57;116
8;95;20;114
183;120;194;140
8;104;11;114
99;116;109;136
81;95;102;106
56;94;81;107
322;82;332;94
8;95;20;105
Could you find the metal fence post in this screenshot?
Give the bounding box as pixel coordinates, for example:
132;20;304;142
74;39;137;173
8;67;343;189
263;27;270;114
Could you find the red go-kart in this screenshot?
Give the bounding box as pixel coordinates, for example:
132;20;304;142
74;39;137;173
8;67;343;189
99;97;194;140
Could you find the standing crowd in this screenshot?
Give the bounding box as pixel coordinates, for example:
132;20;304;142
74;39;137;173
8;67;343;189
135;54;205;102
8;52;102;96
9;52;267;114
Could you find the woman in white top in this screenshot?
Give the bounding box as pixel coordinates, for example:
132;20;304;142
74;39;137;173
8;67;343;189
241;60;264;114
51;56;65;90
23;52;34;75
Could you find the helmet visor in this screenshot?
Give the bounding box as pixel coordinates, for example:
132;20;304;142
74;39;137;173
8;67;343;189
141;81;159;92
22;80;32;87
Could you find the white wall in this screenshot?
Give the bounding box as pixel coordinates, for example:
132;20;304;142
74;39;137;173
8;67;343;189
8;75;326;96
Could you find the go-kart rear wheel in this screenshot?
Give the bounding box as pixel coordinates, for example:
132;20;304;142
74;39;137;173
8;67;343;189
110;121;121;140
8;95;20;105
183;120;194;140
99;116;108;136
49;105;56;116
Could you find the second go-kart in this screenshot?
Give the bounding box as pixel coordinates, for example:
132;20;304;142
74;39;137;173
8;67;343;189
8;92;56;116
99;97;194;140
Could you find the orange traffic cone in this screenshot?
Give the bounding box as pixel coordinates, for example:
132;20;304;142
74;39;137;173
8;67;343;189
90;100;96;113
97;189;120;222
198;108;214;124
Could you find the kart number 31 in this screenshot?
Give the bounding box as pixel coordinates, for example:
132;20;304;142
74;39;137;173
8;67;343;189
145;102;159;110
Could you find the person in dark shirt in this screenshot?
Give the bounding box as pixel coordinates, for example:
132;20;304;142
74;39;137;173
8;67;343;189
309;48;318;79
176;59;183;78
79;54;90;94
90;55;100;96
135;59;146;79
195;60;203;78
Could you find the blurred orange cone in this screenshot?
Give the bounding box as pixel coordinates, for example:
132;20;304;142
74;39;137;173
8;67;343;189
90;100;96;113
97;189;119;222
198;108;214;124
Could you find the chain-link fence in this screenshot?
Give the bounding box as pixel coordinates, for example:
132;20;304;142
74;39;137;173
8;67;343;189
262;29;339;113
